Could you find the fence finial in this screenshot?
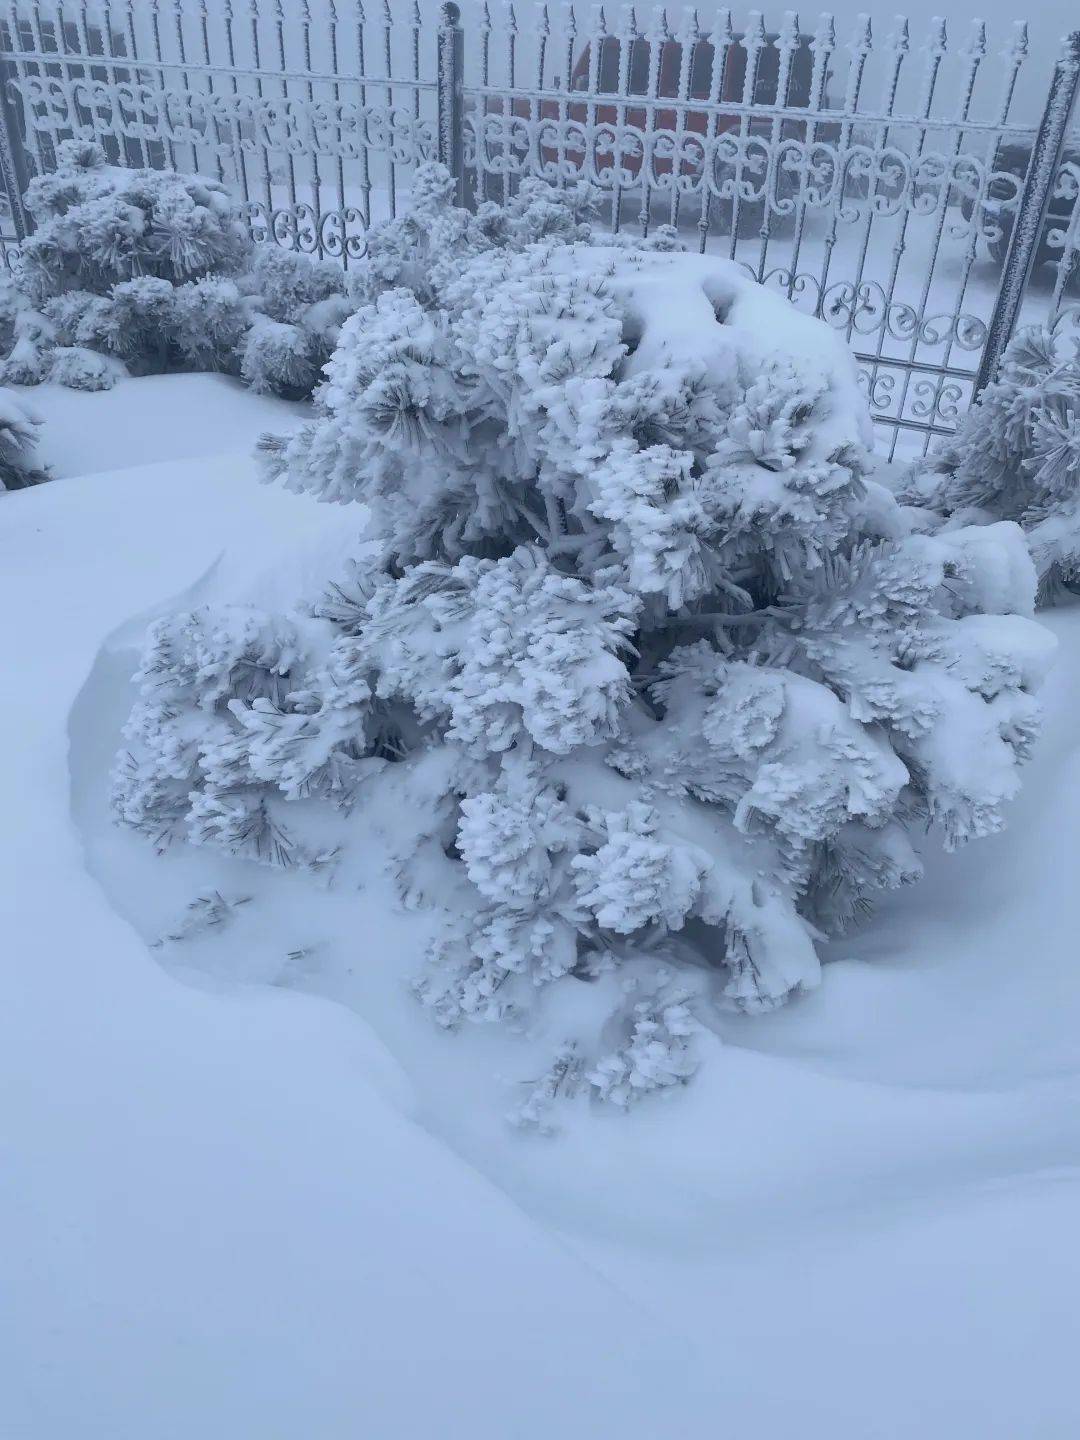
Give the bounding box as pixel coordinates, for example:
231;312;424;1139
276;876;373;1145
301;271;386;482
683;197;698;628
847;12;872;55
925;15;948;59
679;7;700;44
1002;21;1028;64
812;13;835;53
743;10;766;50
960;18;987;62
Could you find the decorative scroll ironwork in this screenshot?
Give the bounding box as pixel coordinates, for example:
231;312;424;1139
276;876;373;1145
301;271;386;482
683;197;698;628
7;75;435;163
467;117;1028;233
243;197;370;257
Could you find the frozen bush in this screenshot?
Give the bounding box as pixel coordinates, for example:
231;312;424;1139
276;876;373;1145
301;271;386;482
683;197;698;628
47;344;126;391
172;277;249;371
240;316;321;398
0;143;352;397
115;167;1054;1115
17;139;248;303
908;321;1080;602
0;387;48;491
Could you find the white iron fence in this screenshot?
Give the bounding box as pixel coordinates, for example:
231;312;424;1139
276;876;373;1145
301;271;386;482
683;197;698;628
0;2;1078;456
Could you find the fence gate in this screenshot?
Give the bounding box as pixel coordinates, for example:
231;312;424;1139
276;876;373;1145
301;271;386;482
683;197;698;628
0;2;1078;457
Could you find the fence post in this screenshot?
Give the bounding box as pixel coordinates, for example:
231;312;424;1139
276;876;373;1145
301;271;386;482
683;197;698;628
0;46;31;241
437;1;465;207
974;30;1080;395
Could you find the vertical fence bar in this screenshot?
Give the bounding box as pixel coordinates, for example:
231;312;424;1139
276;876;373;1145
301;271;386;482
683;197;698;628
696;6;734;253
0;35;29;239
354;0;372;228
975;29;1080;393
28;0;62;172
0;6;31;239
437;0;464;205
501;3;516;206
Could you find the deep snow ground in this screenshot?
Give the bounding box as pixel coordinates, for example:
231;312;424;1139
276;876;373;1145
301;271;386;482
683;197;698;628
4;376;1080;1438
19;373;310;480
0;384;720;1439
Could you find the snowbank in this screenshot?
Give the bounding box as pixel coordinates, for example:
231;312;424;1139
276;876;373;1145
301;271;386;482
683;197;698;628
4;380;1080;1438
14;372;309;479
0;454;718;1439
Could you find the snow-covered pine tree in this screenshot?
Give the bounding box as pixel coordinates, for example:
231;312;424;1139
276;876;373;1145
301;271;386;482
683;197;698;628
0;386;47;491
0;142;353;397
909;319;1080;601
115;167;1054;1112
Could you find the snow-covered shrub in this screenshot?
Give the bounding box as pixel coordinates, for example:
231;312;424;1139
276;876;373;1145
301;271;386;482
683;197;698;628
910;321;1080;601
0;386;47;490
16;140;248;303
0;142;351;397
114;168;1054;1112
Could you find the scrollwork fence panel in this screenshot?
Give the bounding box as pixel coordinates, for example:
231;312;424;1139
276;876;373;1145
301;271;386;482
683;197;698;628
0;1;1077;455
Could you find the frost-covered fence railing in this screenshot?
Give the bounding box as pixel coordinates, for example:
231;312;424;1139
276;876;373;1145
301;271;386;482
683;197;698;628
0;3;1078;455
0;0;453;261
466;8;1080;457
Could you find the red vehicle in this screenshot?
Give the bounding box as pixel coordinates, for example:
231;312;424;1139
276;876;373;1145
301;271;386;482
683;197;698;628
477;33;828;193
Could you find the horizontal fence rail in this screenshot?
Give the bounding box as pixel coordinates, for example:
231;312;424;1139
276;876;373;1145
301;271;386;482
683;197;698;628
0;1;1077;457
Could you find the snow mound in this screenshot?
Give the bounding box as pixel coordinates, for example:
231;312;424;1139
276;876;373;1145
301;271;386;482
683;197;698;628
5;384;1080;1439
2;445;724;1440
15;372;309;479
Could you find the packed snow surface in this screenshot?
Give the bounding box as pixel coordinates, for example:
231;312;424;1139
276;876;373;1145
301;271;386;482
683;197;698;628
17;372;309;479
3;378;1080;1438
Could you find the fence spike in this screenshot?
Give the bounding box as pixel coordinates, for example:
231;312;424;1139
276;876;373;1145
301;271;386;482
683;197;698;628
847;12;872;55
680;6;700;44
742;9;766;51
812;12;836;53
779;11;800;51
1002;20;1028;64
925;15;948;59
886;15;909;54
960;18;986;62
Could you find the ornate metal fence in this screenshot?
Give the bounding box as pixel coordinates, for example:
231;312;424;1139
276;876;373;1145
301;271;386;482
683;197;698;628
0;2;1078;457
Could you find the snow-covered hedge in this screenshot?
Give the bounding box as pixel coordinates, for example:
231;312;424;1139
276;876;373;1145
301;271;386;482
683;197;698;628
0;386;47;491
114;167;1053;1115
0;142;352;398
908;321;1080;603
